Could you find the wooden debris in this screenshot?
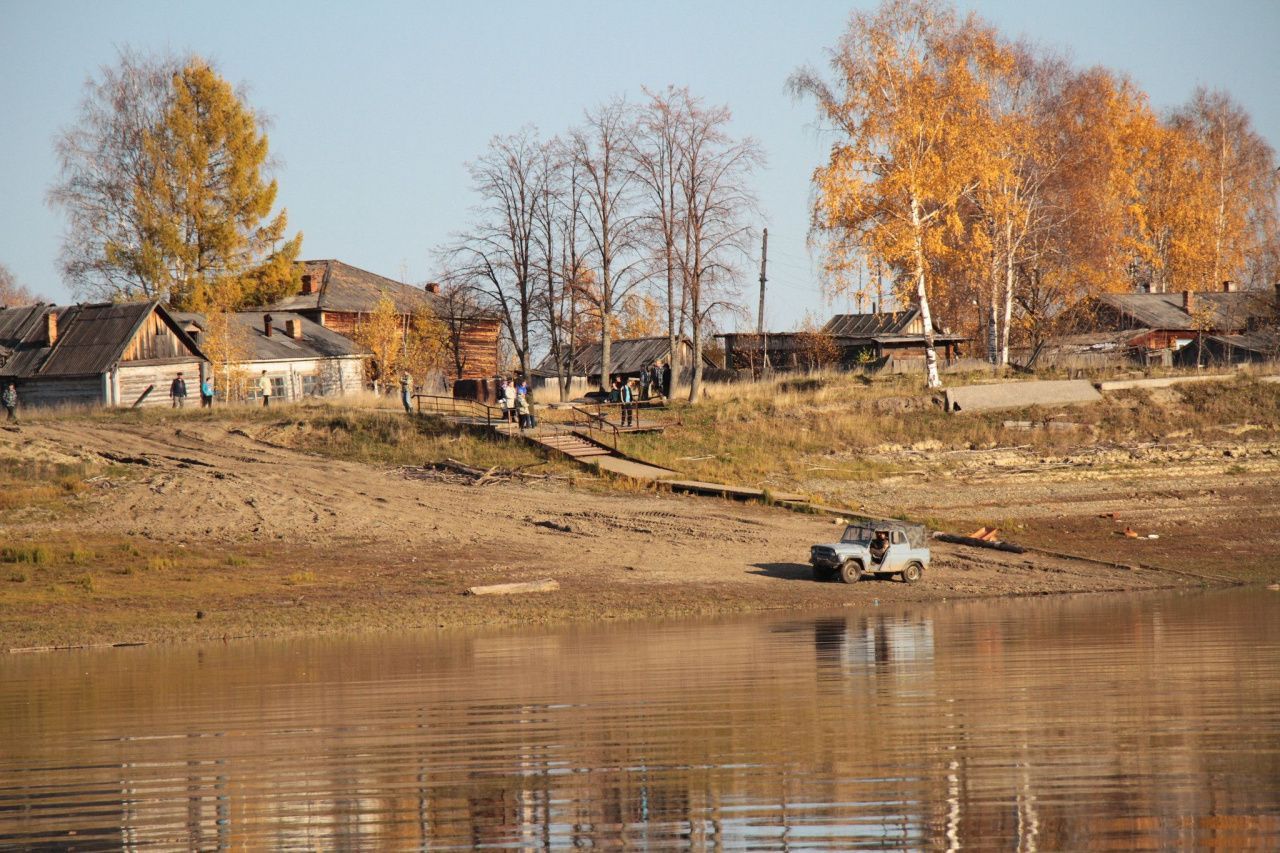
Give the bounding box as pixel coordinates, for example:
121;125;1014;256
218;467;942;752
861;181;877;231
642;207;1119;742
398;458;551;486
934;532;1026;554
967;526;1000;542
465;578;560;596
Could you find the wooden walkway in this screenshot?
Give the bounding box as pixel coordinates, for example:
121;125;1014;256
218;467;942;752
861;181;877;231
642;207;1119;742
423;406;808;506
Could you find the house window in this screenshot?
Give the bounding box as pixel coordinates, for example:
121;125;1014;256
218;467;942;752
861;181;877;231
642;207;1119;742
272;377;287;400
302;374;320;397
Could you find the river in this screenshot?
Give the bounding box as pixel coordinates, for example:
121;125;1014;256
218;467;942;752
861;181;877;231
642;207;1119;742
2;587;1278;849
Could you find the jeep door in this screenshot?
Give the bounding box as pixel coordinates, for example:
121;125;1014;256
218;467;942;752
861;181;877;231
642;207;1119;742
882;530;909;572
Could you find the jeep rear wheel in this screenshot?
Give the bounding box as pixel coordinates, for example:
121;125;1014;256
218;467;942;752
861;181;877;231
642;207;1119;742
839;559;863;584
901;562;923;584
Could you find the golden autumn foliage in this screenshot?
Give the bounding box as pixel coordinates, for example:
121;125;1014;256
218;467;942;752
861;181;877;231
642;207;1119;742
795;0;1278;365
353;295;404;393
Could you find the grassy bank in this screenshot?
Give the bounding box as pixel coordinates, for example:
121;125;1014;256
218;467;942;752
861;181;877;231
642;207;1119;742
616;372;1280;492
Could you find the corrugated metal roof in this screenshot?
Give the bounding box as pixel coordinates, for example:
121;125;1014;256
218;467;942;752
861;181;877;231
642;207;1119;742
267;259;445;316
0;301;200;378
534;336;710;376
822;309;920;337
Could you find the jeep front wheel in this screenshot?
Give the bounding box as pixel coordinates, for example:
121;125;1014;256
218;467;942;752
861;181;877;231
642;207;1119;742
839;559;863;584
901;562;923;584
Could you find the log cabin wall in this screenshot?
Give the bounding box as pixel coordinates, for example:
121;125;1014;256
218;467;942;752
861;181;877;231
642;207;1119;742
117;360;204;407
8;377;102;409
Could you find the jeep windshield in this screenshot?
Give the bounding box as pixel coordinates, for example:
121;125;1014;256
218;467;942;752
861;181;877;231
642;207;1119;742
840;525;875;543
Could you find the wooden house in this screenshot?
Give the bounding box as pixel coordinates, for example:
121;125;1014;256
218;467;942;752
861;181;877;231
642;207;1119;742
264;259;500;380
174;311;368;402
719;308;965;372
1063;285;1278;366
0;301;205;408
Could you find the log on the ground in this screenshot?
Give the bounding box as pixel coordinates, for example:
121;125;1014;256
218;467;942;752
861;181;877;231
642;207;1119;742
933;532;1027;553
465;579;560;596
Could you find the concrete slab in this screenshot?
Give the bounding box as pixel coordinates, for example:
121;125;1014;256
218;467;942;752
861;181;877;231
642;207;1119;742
1097;373;1237;392
945;380;1102;413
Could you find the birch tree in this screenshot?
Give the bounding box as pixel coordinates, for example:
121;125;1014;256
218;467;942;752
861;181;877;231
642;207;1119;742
448;128;544;382
571;99;645;392
672;96;763;401
791;0;1002;388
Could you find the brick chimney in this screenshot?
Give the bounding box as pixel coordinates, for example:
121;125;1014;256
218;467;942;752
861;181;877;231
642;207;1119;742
1182;290;1194;313
301;273;315;295
425;282;441;294
263;314;273;338
1222;280;1234;293
285;318;302;339
45;310;58;346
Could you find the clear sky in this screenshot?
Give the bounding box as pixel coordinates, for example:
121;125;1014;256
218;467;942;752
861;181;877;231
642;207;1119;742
2;0;1277;331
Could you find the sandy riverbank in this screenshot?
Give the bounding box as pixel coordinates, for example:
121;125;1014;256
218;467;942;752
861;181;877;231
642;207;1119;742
2;411;1277;650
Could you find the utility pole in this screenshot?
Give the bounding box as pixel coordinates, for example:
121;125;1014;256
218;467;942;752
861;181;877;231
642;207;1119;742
756;228;769;373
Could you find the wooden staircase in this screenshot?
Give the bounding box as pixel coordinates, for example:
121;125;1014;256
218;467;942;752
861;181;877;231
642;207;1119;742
536;431;615;462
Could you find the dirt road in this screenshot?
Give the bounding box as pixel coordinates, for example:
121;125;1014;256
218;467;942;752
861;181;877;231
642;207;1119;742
3;416;1276;648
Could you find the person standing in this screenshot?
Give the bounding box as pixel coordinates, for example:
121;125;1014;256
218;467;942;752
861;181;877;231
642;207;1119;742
200;375;214;408
169;372;188;408
661;361;673;398
515;391;531;430
258;370;273;407
2;383;17;422
619;376;634;427
639;364;651;401
400;373;413;414
502;379;517;424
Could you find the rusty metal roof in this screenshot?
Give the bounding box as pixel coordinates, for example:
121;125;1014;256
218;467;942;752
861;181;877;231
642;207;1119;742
0;300;202;379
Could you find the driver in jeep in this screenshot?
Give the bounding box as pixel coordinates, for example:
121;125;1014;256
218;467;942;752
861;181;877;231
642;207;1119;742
870;530;890;564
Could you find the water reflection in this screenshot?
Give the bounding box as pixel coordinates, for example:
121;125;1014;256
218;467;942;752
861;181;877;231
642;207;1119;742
2;588;1278;849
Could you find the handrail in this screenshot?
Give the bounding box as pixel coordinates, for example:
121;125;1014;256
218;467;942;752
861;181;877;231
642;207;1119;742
413;394;505;429
568;405;619;448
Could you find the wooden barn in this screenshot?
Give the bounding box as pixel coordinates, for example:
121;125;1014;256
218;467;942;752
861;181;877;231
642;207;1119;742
720;308;965;372
173;311;368;402
0;301;205;408
265;259;501;380
530;336;712;397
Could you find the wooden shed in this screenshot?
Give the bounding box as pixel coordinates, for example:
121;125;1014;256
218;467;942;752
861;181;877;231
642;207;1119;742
0;301;205;408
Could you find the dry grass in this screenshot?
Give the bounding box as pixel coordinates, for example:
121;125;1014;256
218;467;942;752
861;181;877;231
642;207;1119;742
618;370;1280;496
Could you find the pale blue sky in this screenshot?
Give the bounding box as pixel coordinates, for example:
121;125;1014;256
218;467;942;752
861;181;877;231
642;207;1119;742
2;0;1277;330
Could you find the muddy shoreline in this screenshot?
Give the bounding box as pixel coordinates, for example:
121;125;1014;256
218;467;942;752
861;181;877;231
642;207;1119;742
3;416;1278;650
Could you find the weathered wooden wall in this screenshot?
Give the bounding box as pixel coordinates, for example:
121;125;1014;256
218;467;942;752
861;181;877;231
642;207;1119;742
454;319;500;378
118;360;204;407
7;377;102;409
120;313;192;362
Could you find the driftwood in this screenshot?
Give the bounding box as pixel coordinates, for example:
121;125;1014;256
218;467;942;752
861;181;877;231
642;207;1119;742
933;532;1027;553
465;579;560;596
398;458;554;486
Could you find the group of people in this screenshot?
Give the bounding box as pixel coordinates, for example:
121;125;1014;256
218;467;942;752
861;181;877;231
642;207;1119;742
168;370;272;408
607;362;672;428
637;361;673;401
497;377;537;430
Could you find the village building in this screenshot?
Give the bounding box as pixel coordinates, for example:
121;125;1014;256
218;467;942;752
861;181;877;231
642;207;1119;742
1066;285;1278;366
174;311;368;402
0;300;205;408
530;336;713;397
264;259;501;381
719;307;966;373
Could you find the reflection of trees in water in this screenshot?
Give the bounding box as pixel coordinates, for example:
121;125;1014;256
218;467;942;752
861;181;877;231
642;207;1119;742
7;592;1280;849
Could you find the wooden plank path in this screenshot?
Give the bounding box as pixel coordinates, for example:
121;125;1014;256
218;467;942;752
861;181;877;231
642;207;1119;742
422;406;809;507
